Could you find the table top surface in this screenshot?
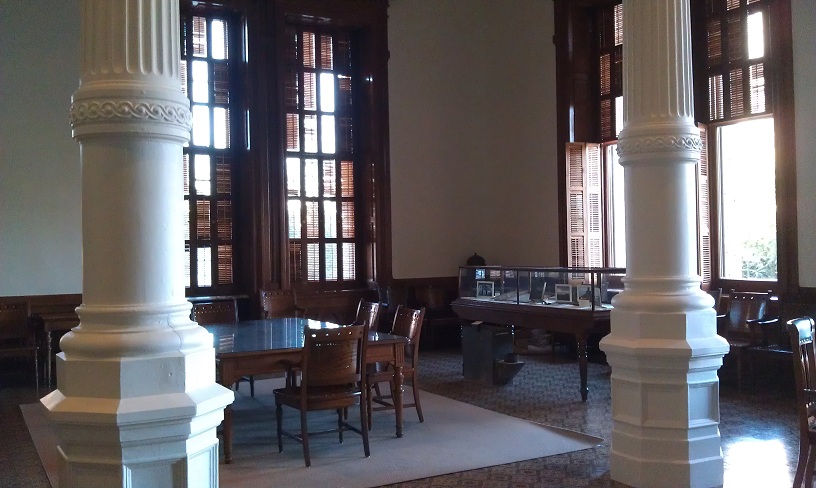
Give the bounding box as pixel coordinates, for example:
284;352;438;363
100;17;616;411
203;318;406;355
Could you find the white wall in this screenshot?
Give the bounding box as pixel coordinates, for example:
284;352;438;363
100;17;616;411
0;0;813;294
793;0;816;288
387;0;559;278
0;1;82;296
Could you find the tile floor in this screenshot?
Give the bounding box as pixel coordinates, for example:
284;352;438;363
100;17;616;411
0;347;800;487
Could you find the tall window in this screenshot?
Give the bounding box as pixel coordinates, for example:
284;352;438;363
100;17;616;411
559;0;787;291
565;3;623;268
284;26;359;288
598;3;623;143
704;0;777;282
180;11;243;293
178;0;389;300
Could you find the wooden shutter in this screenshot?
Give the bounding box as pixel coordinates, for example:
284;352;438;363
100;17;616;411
566;142;603;268
704;0;769;123
696;124;712;284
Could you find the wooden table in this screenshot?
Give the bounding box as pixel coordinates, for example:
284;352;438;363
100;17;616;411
205;318;408;464
452;298;612;402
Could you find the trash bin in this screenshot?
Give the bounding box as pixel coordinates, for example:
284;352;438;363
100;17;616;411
461;321;525;386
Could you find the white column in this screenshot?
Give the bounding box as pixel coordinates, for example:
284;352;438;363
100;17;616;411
599;1;730;487
41;1;234;487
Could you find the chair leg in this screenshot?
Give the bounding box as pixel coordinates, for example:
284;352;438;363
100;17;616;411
276;404;283;453
805;444;816;488
249;376;255;398
360;389;370;458
33;352;39;391
367;381;374;431
736;350;743;393
300;409;311;467
793;440;808;488
411;375;423;423
337;409;344;443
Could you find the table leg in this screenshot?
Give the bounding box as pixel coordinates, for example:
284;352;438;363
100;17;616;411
223;405;233;464
393;364;404;438
576;332;589;402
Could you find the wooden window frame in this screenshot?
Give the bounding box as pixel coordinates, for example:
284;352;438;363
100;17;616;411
181;0;392;300
693;0;797;295
554;0;798;298
181;5;246;296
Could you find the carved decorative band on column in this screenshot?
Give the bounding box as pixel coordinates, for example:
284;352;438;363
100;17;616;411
71;100;191;128
617;134;701;157
70;93;192;142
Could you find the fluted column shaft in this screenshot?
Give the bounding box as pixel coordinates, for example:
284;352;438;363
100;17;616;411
41;2;233;487
600;1;729;487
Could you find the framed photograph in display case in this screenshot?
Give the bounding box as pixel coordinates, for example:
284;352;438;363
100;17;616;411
554;284;573;303
476;281;495;298
576;285;593;306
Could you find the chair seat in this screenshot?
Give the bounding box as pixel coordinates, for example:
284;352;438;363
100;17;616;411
0;344;37;356
727;338;750;348
748;345;792;355
274;385;362;407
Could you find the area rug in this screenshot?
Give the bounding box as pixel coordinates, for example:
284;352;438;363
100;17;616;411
22;379;602;488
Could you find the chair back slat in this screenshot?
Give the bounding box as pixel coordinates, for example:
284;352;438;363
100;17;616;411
354;299;381;333
260;289;302;318
192;301;238;325
390;305;424;341
303;325;366;388
723;290;770;339
390;305;426;364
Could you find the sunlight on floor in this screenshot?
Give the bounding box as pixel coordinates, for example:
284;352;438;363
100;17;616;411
723;437;792;487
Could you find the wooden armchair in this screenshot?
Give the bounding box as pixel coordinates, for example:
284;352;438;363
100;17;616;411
366;305;426;429
0;301;38;389
260;289;307;319
786;317;816;488
273;324;370;467
717;290;775;391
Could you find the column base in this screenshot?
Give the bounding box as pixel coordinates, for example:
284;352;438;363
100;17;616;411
42;347;234;488
601;307;729;488
611;450;724;488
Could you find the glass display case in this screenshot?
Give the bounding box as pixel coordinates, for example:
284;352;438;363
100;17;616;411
458;265;626;310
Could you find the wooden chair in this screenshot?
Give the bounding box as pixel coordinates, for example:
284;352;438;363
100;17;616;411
274;324;370;467
366;305;426;429
787;316;816;488
260;289;307;319
717;290;774;391
353;299;381;333
0;301;38;389
191;300;254;396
